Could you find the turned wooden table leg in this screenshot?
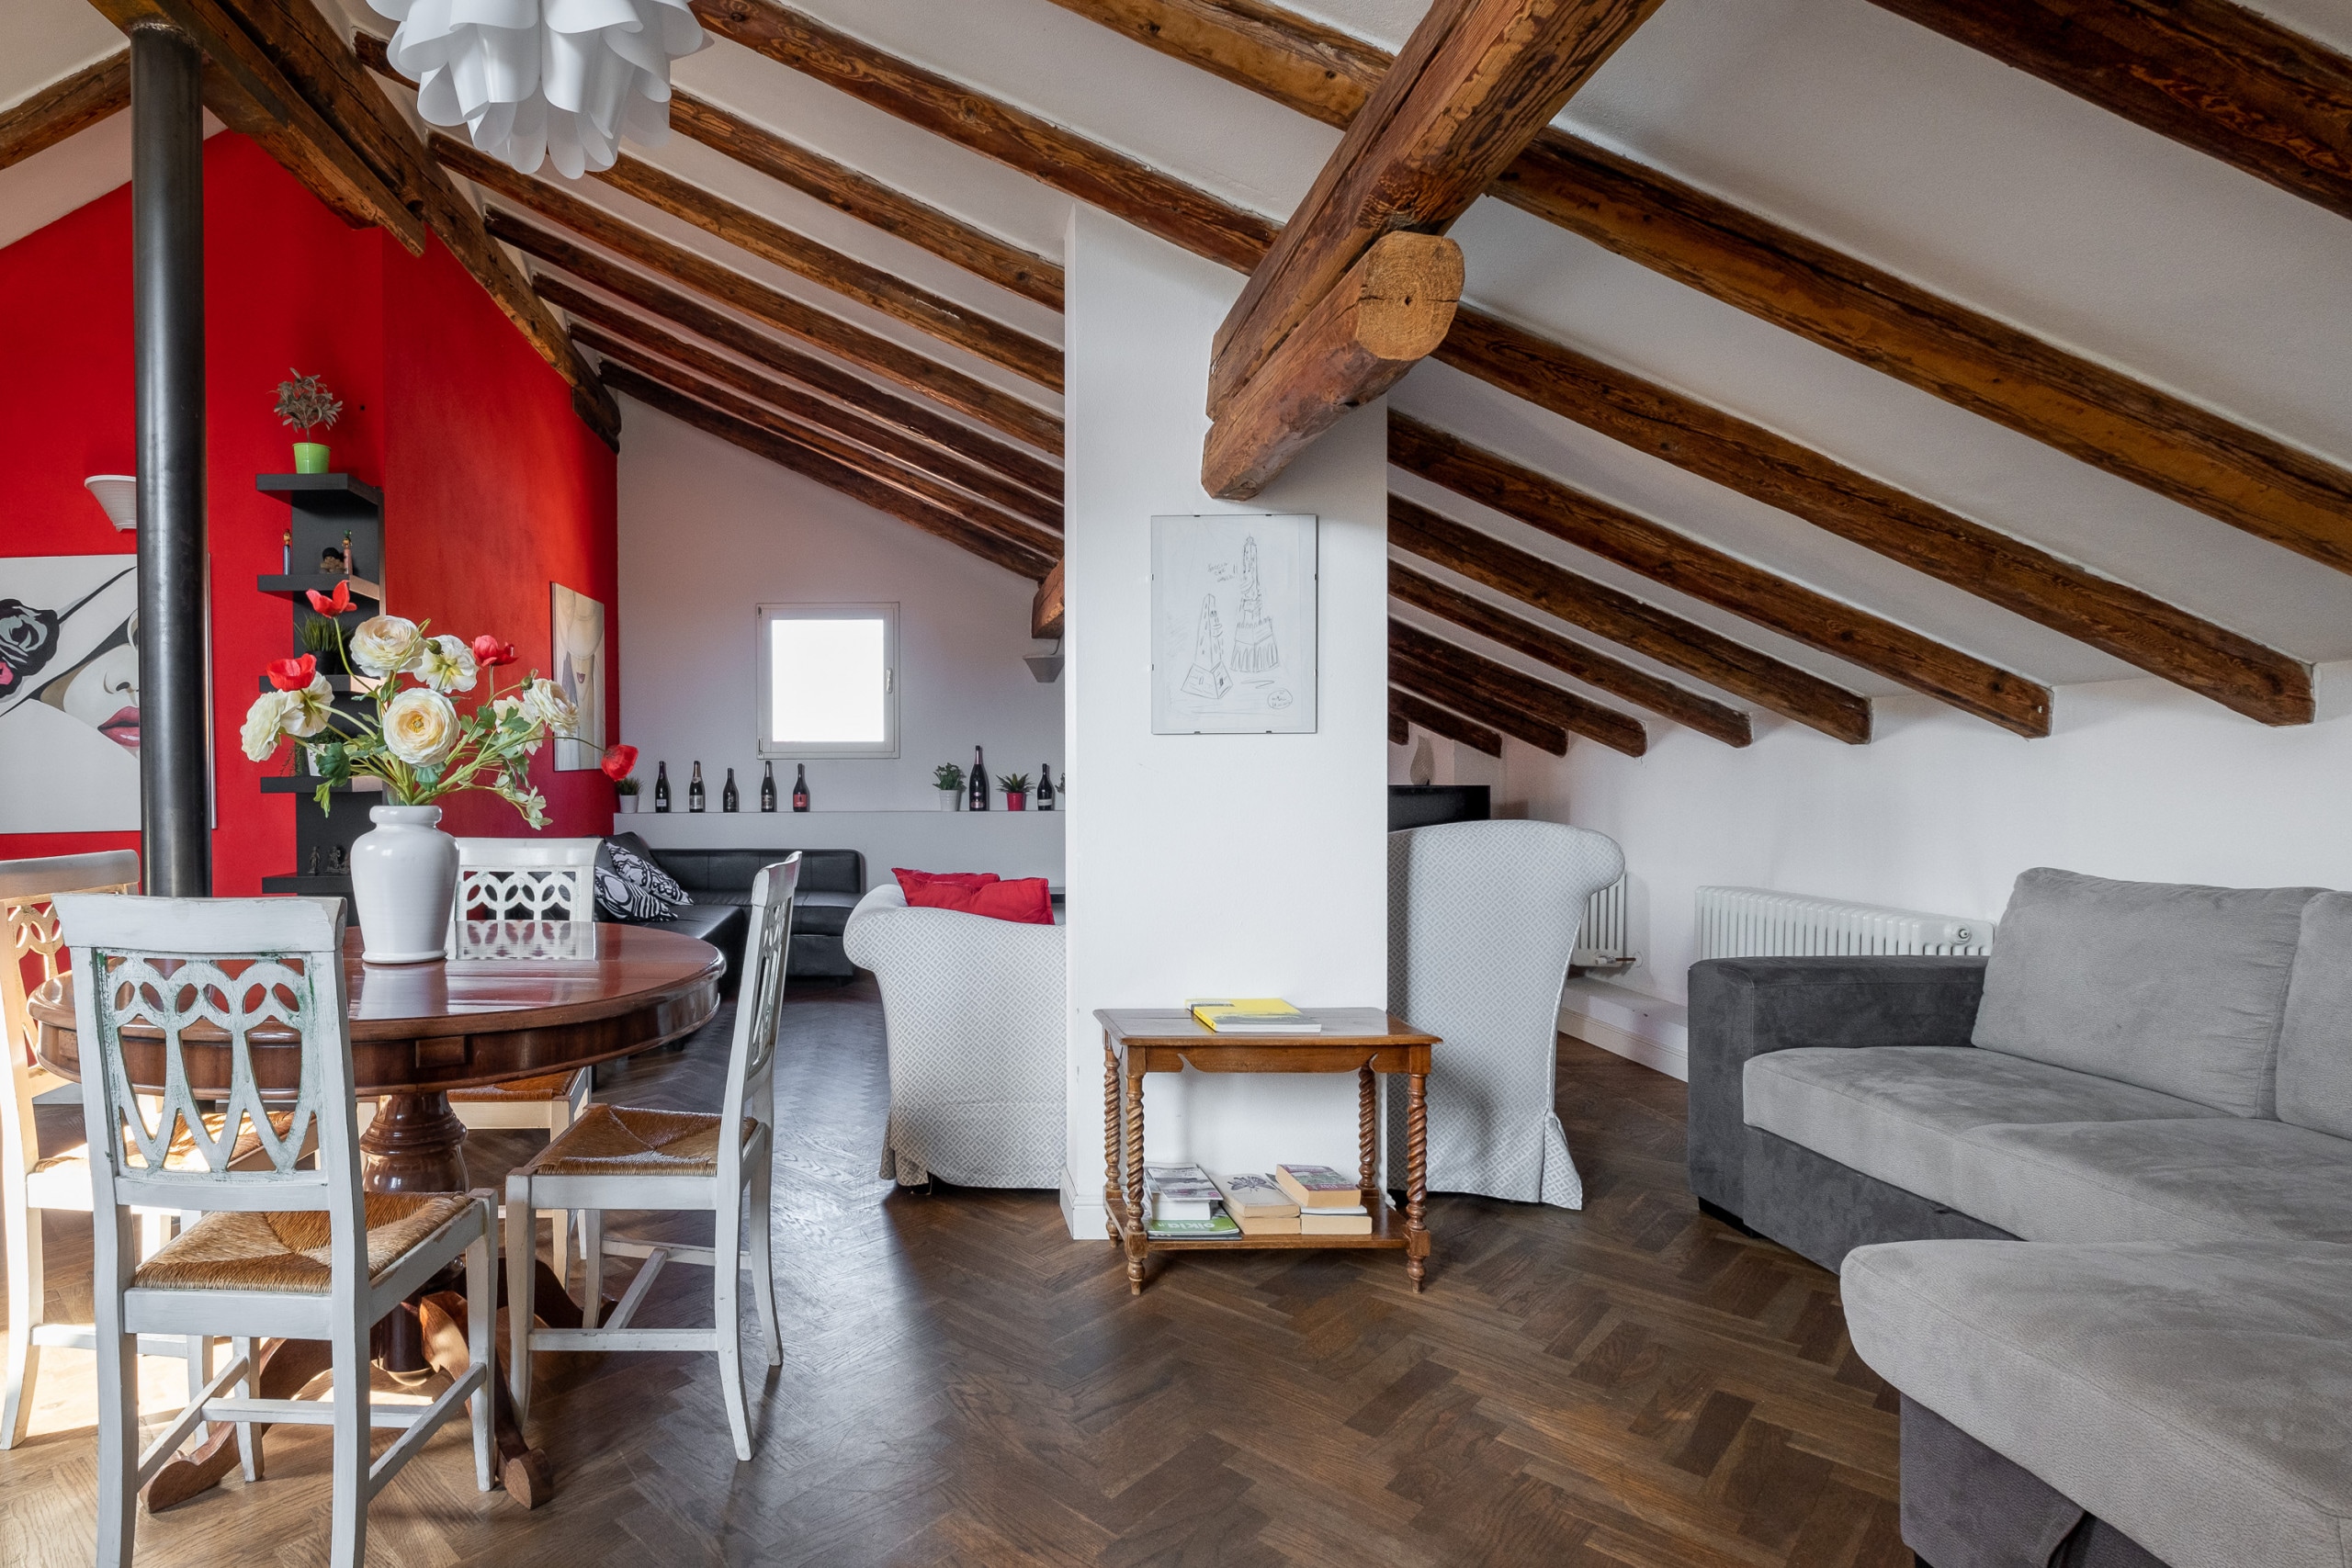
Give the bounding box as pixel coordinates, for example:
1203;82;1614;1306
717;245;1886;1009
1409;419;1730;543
1102;1039;1122;1242
1358;1066;1379;1210
1123;1062;1148;1294
417;1292;553;1508
1405;1071;1430;1292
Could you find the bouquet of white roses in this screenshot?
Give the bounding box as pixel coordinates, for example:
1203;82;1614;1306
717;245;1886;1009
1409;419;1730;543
243;581;577;828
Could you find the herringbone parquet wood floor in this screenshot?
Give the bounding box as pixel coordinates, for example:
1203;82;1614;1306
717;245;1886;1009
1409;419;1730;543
1;977;1907;1567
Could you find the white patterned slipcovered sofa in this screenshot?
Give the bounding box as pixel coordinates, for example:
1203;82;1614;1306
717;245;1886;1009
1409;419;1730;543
842;885;1065;1188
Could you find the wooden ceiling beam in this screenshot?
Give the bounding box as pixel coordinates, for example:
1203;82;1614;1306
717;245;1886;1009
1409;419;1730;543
1393;617;1645;755
1390;645;1570;754
0;51;130;172
1865;0;2352;224
567;309;1060;530
602;361;1057;579
1391;558;1750;745
1391;685;1502;754
1037;0;1384;130
1440;307;2313;725
1391;496;1871;742
509;224;1062;488
1393;415;2050;735
437;133;1063;455
1032;562;1066;638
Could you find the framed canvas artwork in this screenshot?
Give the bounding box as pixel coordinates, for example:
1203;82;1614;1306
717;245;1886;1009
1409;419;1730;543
1150;513;1317;735
0;556;142;831
550;582;606;771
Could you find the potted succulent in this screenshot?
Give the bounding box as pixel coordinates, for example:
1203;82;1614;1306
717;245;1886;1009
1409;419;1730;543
998;771;1033;811
275;368;345;474
605;742;641;812
933;761;964;810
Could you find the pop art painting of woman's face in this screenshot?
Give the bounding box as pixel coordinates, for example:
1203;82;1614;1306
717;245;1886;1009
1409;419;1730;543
0;558;142;831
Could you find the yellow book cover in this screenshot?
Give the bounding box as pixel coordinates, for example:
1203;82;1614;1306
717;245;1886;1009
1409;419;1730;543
1187;998;1319;1033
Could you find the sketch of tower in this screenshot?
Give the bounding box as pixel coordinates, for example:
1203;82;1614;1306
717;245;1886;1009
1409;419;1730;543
1180;593;1232;700
1228;535;1280;673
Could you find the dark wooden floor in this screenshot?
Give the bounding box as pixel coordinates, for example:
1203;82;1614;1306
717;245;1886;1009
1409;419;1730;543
0;977;1907;1566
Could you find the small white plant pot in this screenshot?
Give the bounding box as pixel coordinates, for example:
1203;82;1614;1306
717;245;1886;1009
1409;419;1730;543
939;789;962;811
350;804;459;964
617;794;639;813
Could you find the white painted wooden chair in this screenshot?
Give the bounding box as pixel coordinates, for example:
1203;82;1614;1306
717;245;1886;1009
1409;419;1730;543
0;850;216;1450
57;893;495;1568
504;854;796;1461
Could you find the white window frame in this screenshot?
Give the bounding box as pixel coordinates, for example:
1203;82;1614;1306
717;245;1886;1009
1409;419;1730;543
754;602;899;759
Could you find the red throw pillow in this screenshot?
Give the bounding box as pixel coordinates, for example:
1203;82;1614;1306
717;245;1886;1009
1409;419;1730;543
900;874;1055;925
893;867;1001;897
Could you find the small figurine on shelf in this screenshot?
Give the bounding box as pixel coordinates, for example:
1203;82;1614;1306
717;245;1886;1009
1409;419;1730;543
318;547;348;575
282;530;292;574
308;846;320;876
273;368;344;475
340;531;355;576
324;844;348;875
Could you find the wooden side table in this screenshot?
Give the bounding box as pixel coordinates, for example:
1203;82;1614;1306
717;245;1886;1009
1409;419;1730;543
1096;1008;1440;1294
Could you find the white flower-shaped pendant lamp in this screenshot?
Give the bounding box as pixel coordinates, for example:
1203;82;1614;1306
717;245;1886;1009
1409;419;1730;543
371;0;707;179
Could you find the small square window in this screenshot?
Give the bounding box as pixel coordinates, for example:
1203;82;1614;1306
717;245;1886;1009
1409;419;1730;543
756;604;898;758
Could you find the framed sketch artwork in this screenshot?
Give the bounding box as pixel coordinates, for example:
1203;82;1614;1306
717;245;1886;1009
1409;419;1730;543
1150;513;1317;735
550;582;607;770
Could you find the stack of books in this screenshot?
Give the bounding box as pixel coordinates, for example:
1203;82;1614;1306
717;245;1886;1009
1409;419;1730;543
1275;1163;1374;1235
1210;1171;1301;1235
1186;998;1321;1034
1142;1164;1240;1239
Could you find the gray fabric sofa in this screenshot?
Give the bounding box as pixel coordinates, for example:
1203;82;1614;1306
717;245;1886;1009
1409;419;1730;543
1688;868;2352;1568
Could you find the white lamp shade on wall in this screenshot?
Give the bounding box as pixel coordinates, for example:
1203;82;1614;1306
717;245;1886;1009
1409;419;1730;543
84;475;137;532
370;0;707;179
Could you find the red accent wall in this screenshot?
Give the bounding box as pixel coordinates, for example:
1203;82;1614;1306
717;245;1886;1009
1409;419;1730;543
0;133;617;888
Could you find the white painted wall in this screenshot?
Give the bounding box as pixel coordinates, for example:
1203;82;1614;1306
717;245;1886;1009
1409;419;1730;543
1504;667;2352;1008
615;395;1065;869
1061;207;1389;1237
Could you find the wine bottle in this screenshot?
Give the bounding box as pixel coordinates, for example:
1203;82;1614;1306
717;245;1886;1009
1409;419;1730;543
1036;764;1056;812
968;746;989;811
653;761;672;813
722;768;740;813
688;761;707;813
792;764;810;813
760;760;777;812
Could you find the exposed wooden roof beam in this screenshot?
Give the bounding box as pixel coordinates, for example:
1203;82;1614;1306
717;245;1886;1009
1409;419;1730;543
1031;562;1066;638
1392;495;1871;742
1391;558;1750;745
1390;634;1575;753
1046;0;2352;574
1440;308;2313;725
0;51;129;172
437;134;1063;454
1391;685;1502;754
511;226;1062;487
1394;617;1645;755
1866;0;2352;225
603;361;1057;579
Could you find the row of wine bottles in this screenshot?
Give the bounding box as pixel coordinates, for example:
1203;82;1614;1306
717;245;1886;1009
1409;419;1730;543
962;746;1056;811
649;760;808;813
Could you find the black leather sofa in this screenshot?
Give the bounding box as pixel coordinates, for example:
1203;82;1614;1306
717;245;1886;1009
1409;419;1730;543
607;832;865;986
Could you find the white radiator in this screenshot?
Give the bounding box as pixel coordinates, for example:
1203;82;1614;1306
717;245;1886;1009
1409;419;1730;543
1575;876;1630;965
1695;886;1994;961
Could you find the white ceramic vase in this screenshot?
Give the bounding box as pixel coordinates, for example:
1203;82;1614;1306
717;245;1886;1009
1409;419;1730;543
350;804;459;964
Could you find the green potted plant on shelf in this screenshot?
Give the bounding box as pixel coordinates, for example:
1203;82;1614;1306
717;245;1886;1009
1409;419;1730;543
933;761;964;811
604;742;641;812
998;771;1033;811
274;368;345;474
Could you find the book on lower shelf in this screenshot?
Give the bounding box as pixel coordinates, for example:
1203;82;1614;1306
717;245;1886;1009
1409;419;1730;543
1274;1163;1364;1209
1212;1171;1302;1235
1298;1205;1374;1235
1145;1211;1242;1240
1144;1163;1224;1224
1186;998;1321;1034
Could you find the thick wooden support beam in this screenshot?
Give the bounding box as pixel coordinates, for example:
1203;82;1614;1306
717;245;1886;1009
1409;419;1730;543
603;362;1057;579
1391;558;1750;745
1209;0;1662;418
1393;617;1645;756
0;51;130;171
439;135;1063;455
691;0;1278;271
1439;308;2313;725
667;91;1064;309
1391;686;1502;754
566;310;1060;530
1032;562;1066;638
1038;0;1384;130
513;229;1061;486
226;7;618;446
1393;417;2049;735
1203;232;1461;499
1390;650;1569;754
1867;0;2352;224
1391;496;1871;742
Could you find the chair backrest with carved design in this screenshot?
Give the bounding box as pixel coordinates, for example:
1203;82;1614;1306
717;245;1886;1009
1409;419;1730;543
718;856;798;1188
449;838;599;934
56;896;361;1253
1;852;141;1181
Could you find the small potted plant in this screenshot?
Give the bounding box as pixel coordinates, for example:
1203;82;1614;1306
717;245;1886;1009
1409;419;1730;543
998;771;1033;811
933;762;964;810
605;742;641;812
275;368;345;474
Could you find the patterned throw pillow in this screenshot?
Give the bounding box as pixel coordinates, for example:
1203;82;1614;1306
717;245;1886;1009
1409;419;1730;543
594;838;693;921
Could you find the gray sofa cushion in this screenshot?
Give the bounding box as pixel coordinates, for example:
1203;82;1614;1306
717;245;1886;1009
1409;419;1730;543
1972;868;2319;1117
1843;1237;2352;1568
1744;1044;2224;1212
2278;892;2352;1141
1956;1117;2352;1246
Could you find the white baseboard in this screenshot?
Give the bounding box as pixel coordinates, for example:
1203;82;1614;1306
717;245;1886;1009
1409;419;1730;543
1558;976;1689;1082
1058;1168;1113;1242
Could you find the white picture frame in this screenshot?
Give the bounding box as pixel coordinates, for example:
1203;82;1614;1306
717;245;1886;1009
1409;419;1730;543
550;582;606;772
1150;513;1317;735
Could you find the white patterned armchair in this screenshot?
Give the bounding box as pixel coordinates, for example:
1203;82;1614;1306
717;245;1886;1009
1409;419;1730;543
1388;820;1625;1210
842;886;1065;1188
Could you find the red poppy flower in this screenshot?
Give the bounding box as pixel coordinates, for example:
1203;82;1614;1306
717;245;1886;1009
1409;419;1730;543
600;743;639;783
306;581;353;615
470;635;518;667
266;654;317;691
